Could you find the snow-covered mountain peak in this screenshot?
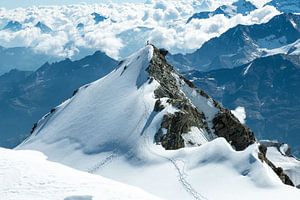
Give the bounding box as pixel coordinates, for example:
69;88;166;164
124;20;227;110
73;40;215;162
19;45;255;153
16;45;300;199
35;21;52;33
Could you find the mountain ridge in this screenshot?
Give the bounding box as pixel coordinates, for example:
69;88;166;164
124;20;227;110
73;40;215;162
16;45;299;199
169;13;300;71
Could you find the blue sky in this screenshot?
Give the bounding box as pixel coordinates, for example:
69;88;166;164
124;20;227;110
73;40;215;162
0;0;144;9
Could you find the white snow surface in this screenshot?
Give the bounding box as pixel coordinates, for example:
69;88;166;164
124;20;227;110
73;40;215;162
231;106;247;124
267;146;300;187
17;46;300;199
0;148;162;200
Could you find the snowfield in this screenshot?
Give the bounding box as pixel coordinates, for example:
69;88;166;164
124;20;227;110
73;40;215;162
17;46;300;199
0;148;162;200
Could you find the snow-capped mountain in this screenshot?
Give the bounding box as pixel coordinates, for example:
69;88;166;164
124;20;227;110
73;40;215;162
184;53;300;157
17;45;300;199
266;0;300;13
187;0;257;22
0;51;117;149
91;12;108;24
169;13;300;71
35;21;52;33
0;148;162;200
1;20;22;31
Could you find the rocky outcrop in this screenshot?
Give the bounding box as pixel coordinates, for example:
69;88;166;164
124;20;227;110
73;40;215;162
149;47;211;150
149;45;256;151
213;110;256;151
258;145;295;187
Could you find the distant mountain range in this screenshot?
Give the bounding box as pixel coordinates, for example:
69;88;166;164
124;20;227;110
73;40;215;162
187;0;257;23
184;54;300;156
0;51;117;148
170;13;300;72
0;46;58;75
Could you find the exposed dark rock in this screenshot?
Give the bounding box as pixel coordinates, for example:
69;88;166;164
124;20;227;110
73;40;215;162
258;144;295;187
159;108;209;150
149;45;256;151
149;47;212;149
181;75;196;88
30;123;37;134
72;88;79;96
213;110;256;151
153;99;165;112
159;48;169;57
50;108;56;114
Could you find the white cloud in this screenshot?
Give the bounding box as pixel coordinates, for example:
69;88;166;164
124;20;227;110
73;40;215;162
0;1;280;59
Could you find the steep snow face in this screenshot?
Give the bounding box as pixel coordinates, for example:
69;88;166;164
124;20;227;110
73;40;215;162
17;46;299;199
0;148;162;200
19;46;156;155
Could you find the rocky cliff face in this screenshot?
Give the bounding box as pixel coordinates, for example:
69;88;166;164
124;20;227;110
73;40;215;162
149;46;256;151
148;46;297;187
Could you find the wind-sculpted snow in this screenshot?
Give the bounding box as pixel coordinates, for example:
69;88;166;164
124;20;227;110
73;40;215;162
17;45;300;199
0;1;279;59
0;148;162;200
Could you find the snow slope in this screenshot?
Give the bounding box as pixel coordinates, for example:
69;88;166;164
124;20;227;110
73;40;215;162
264;39;300;56
264;142;300;187
18;45;300;199
0;148;162;200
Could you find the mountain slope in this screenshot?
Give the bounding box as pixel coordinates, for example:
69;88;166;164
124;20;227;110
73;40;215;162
266;0;300;13
35;21;52;33
0;51;117;148
184;54;300;156
0;148;162;200
17;45;300;199
170;13;300;71
2;21;22;31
